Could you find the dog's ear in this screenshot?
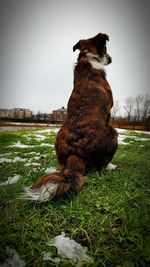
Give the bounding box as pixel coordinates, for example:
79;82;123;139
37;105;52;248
93;33;109;46
73;40;87;52
94;33;109;41
73;41;81;52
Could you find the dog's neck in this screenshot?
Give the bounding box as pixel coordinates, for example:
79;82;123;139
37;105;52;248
88;59;105;70
78;51;106;70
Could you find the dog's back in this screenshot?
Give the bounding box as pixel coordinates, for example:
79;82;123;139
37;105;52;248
23;33;118;202
56;54;118;171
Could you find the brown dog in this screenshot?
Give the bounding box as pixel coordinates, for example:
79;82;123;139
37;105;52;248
24;33;118;202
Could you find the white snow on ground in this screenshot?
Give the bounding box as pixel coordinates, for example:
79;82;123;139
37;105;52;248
45;167;57;173
10;141;54;148
33;156;41;160
118;135;129;145
133;137;149;141
1;128;149;189
119;134;149;142
25;162;41;167
10;141;33;148
116;128;129;134
0;247;26;267
116;128;150;135
0;153;12;157
0;175;21;186
116;128;150;145
30;163;41;166
5;122;48;126
34;134;46;141
25;134;46;141
8;128;149;149
134;130;150;135
38;143;54;147
0;157;26;163
43;232;93;266
25;151;39;155
37;128;60;134
118;134;149;145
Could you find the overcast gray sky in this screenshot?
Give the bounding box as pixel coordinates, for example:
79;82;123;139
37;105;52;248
0;0;149;114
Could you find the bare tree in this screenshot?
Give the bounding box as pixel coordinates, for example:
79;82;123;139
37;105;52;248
111;100;120;119
36;110;42;120
124;97;134;122
141;94;150;121
134;94;144;122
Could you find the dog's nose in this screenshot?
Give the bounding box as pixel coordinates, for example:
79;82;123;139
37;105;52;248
107;54;112;64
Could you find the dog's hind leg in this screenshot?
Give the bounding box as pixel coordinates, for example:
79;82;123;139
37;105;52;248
102;127;118;168
93;126;118;170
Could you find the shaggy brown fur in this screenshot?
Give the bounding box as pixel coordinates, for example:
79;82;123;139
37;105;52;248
26;33;118;201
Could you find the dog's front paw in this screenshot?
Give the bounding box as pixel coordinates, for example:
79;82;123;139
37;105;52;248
106;163;117;171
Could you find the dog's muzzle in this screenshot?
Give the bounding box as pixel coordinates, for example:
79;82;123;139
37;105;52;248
105;54;112;65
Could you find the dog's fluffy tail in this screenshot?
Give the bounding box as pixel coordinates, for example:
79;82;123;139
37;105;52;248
22;155;87;202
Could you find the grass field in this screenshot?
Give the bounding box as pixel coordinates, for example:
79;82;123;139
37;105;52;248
0;127;150;267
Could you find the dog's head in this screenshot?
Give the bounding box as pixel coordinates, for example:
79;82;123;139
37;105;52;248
73;33;111;69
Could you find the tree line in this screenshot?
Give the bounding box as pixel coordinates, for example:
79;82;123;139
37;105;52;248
111;94;150;123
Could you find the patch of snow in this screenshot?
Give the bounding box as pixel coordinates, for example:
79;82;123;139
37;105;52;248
0;126;19;131
123;135;149;141
33;156;41;160
0;247;26;267
43;252;60;263
37;128;60;134
45;167;57;173
43;232;93;266
116;128;150;135
134;137;149;141
134;130;150;135
38;143;54;147
0;153;12;157
24;152;41;156
24;163;30;167
26;134;46;141
0;157;26;163
31;163;41;166
116;128;129;134
126;135;138;139
118;134;129;145
10;141;33;148
10;141;54;148
35;134;46;141
24;162;41;167
120;154;126;157
106;163;117;171
6;122;48;126
0;175;21;186
118;141;129;145
117;132;150;145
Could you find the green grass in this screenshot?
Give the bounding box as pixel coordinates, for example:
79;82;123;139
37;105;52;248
0;127;150;266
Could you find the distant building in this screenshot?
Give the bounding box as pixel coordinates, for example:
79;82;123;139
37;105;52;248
12;108;24;118
0;106;67;122
24;109;32;118
0;108;32;119
0;109;10;118
52;107;67;122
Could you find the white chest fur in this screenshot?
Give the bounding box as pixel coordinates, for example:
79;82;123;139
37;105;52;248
86;52;107;70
